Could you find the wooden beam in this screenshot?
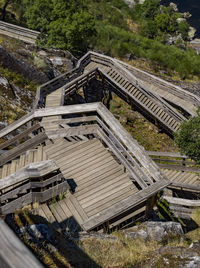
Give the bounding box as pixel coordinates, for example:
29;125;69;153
0;112;34;139
163;196;200;207
0;219;44;268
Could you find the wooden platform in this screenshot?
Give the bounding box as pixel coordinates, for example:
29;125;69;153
43;137;140;230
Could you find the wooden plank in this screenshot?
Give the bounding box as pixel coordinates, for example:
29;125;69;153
0;112;34;139
63;195;84;224
40;116;97;127
147;151;187;158
0;193;32;215
62;155;116;179
46;124;98;139
86;185;139;217
58;199;72;218
71;159;120;183
96;103;170;183
109;206;146;228
0;133;48;166
81;178;133;209
58;149;109;174
49;203;63;223
32;181;69;202
54;139;102;164
69;195;88;221
163;196;200;207
0;182;30;202
75;167;124;195
82;180;169;231
0;219;44;268
46;139;95;159
31;173;63;188
97;128;148;189
77;173;130;203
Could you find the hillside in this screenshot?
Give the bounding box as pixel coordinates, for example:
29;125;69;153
1;0;200;80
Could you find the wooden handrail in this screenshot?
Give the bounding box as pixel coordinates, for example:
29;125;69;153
0;218;44;268
0;160;69;215
147;151;200;172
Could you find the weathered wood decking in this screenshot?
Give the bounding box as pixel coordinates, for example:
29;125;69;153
34;51;200;135
0;103;170;230
0;51;199;232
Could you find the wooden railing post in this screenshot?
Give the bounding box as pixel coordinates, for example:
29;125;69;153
145;194;157;219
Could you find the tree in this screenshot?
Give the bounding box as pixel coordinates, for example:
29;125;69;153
155;13;177;34
0;0;18;21
178;20;190;40
140;0;160;19
22;0;96;55
174;110;200;163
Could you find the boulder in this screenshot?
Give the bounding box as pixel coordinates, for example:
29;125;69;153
123;221;183;242
0;46;49;83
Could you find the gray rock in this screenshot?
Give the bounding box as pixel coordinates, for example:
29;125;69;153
124;0;144;8
184;256;200;268
0;46;49;83
124;221;183;242
188;27;196;40
20;224;54;242
49;56;63;66
170;2;178;12
0;76;10;88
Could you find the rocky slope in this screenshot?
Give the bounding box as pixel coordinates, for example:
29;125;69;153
0;34;75;125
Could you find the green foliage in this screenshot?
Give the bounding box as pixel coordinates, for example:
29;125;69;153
175;110;200;163
92;22;200;79
23;0;96;55
140;20;158;38
134;0;190;42
3;0;200;79
135;0;160;20
178;20;190;40
155;13;177;33
0;66;37;91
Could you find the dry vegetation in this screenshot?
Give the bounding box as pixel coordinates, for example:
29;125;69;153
110;94;178;152
6;208;200;268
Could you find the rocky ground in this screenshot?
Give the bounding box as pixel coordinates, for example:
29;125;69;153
5;210;200;268
0;34;75;125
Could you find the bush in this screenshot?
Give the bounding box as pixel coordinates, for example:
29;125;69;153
175;109;200;163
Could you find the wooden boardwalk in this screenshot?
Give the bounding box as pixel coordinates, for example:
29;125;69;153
0;51;200;232
41;88;64;132
0;104;170;230
34;51;200;135
83;61;183;132
44;137;139;226
117;59;197;117
0;146;47;179
1;23;200;266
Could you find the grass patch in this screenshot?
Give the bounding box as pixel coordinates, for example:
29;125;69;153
110;94;178;151
0;66;37;92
